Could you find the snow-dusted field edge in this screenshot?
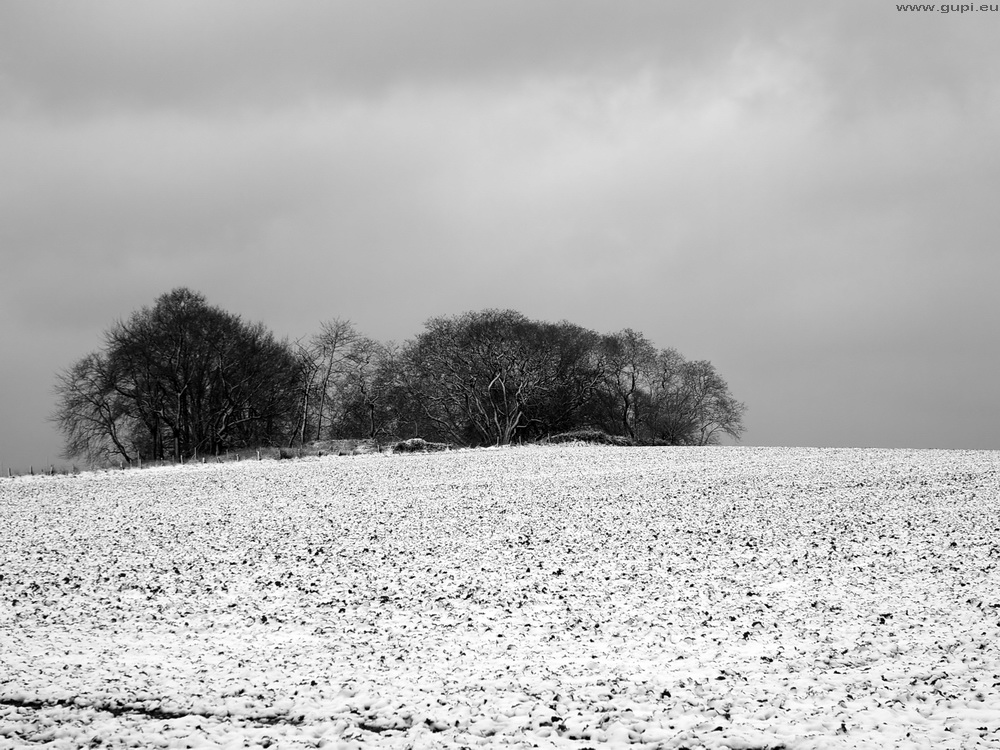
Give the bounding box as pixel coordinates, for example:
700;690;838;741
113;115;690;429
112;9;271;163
2;445;998;749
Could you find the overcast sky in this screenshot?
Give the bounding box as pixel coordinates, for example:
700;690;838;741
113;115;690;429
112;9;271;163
2;0;998;470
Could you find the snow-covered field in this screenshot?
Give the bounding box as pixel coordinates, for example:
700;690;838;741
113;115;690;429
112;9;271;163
2;445;999;749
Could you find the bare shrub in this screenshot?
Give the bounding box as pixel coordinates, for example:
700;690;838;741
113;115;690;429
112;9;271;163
542;429;634;446
392;438;451;453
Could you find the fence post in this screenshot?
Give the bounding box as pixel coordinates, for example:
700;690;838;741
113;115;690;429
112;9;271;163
257;450;261;461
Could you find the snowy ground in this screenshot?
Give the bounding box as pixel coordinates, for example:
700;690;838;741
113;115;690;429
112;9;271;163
1;445;999;749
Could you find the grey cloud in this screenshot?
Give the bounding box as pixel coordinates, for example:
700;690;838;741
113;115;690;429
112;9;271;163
6;1;977;117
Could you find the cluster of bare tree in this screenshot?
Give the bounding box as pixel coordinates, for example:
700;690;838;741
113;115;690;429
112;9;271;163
389;310;746;447
290;318;391;446
53;289;300;464
54;290;746;465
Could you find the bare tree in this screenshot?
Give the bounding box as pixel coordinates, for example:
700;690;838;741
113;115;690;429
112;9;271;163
601;329;658;441
52;352;136;465
644;351;746;445
311;319;358;441
398;312;607;446
680;360;747;445
54;289;302;463
401;311;545;445
337;337;398;441
292;319;361;443
293;340;322;445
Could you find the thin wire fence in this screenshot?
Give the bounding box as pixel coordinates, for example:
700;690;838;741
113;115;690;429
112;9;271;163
1;439;404;479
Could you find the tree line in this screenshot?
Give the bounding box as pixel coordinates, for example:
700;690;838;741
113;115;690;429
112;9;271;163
53;288;746;464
